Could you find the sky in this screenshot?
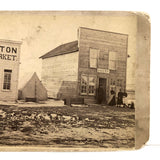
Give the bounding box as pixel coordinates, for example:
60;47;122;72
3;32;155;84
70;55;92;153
0;12;137;90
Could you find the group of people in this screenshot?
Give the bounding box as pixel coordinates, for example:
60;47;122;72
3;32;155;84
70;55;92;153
96;87;127;107
108;88;126;107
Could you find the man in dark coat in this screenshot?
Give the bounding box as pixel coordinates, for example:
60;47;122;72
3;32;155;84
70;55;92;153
117;89;123;107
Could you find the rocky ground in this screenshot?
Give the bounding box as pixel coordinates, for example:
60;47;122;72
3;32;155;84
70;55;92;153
0;104;135;149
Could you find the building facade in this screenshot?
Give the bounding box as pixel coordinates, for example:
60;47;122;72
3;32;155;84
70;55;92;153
0;39;21;101
40;27;128;104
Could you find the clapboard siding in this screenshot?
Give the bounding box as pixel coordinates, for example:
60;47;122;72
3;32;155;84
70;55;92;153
41;27;128;104
78;28;128;101
41;52;79;98
80;27;127;46
84;97;97;104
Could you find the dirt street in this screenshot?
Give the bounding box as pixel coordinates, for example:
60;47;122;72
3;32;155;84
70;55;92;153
0;104;135;148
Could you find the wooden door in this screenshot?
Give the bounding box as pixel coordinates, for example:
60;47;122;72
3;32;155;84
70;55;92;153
98;78;106;103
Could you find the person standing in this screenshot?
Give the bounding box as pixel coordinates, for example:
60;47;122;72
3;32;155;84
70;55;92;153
108;88;116;106
117;89;123;107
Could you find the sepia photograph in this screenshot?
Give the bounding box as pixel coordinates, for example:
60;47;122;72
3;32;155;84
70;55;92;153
0;11;149;151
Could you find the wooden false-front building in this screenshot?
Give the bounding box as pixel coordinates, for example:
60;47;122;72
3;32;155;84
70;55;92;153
40;27;128;104
0;39;21;101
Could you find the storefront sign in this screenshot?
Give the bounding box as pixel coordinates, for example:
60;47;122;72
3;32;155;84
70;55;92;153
0;45;17;61
97;68;110;74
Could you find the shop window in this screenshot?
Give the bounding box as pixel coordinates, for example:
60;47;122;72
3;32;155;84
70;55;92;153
88;76;96;95
80;75;96;96
3;69;12;90
109;51;117;70
81;75;87;95
110;78;115;85
89;48;99;68
117;79;123;87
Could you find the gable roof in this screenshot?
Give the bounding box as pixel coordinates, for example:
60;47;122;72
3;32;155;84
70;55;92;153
40;40;79;59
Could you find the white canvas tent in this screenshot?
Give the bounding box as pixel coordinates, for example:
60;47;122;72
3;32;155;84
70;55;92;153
18;72;47;101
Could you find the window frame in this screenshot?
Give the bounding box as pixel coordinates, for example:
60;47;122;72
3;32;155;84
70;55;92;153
89;48;99;69
109;51;117;70
80;74;88;95
80;74;96;96
117;79;123;87
2;69;12;91
110;78;116;86
88;75;96;96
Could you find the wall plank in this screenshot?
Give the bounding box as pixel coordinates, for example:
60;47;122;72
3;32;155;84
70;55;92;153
41;52;79;98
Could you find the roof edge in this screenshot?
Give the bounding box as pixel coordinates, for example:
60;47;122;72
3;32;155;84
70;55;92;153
39;40;78;59
79;27;128;37
0;39;22;44
40;49;79;59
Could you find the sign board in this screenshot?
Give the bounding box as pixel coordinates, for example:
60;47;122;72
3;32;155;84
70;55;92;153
0;40;21;61
97;68;110;74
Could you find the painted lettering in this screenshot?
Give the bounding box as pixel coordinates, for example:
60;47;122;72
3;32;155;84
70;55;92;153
12;55;17;61
0;54;17;61
7;54;11;60
2;54;7;60
0;46;17;53
6;47;11;53
12;47;17;54
0;46;5;52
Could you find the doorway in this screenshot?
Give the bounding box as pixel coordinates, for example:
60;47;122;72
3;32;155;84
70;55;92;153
97;78;106;104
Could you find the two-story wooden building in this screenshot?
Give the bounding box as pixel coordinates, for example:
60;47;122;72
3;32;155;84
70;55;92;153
40;27;128;104
0;39;21;101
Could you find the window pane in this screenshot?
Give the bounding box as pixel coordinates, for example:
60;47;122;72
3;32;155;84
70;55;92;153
3;70;12;90
90;48;99;68
109;51;117;70
81;75;87;95
81;86;87;93
117;79;123;87
81;75;87;85
89;86;94;94
90;48;98;58
109;60;116;70
90;58;97;68
81;75;96;96
88;76;96;95
109;51;116;60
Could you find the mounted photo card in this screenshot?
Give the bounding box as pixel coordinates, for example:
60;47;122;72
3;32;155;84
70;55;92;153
0;11;150;151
